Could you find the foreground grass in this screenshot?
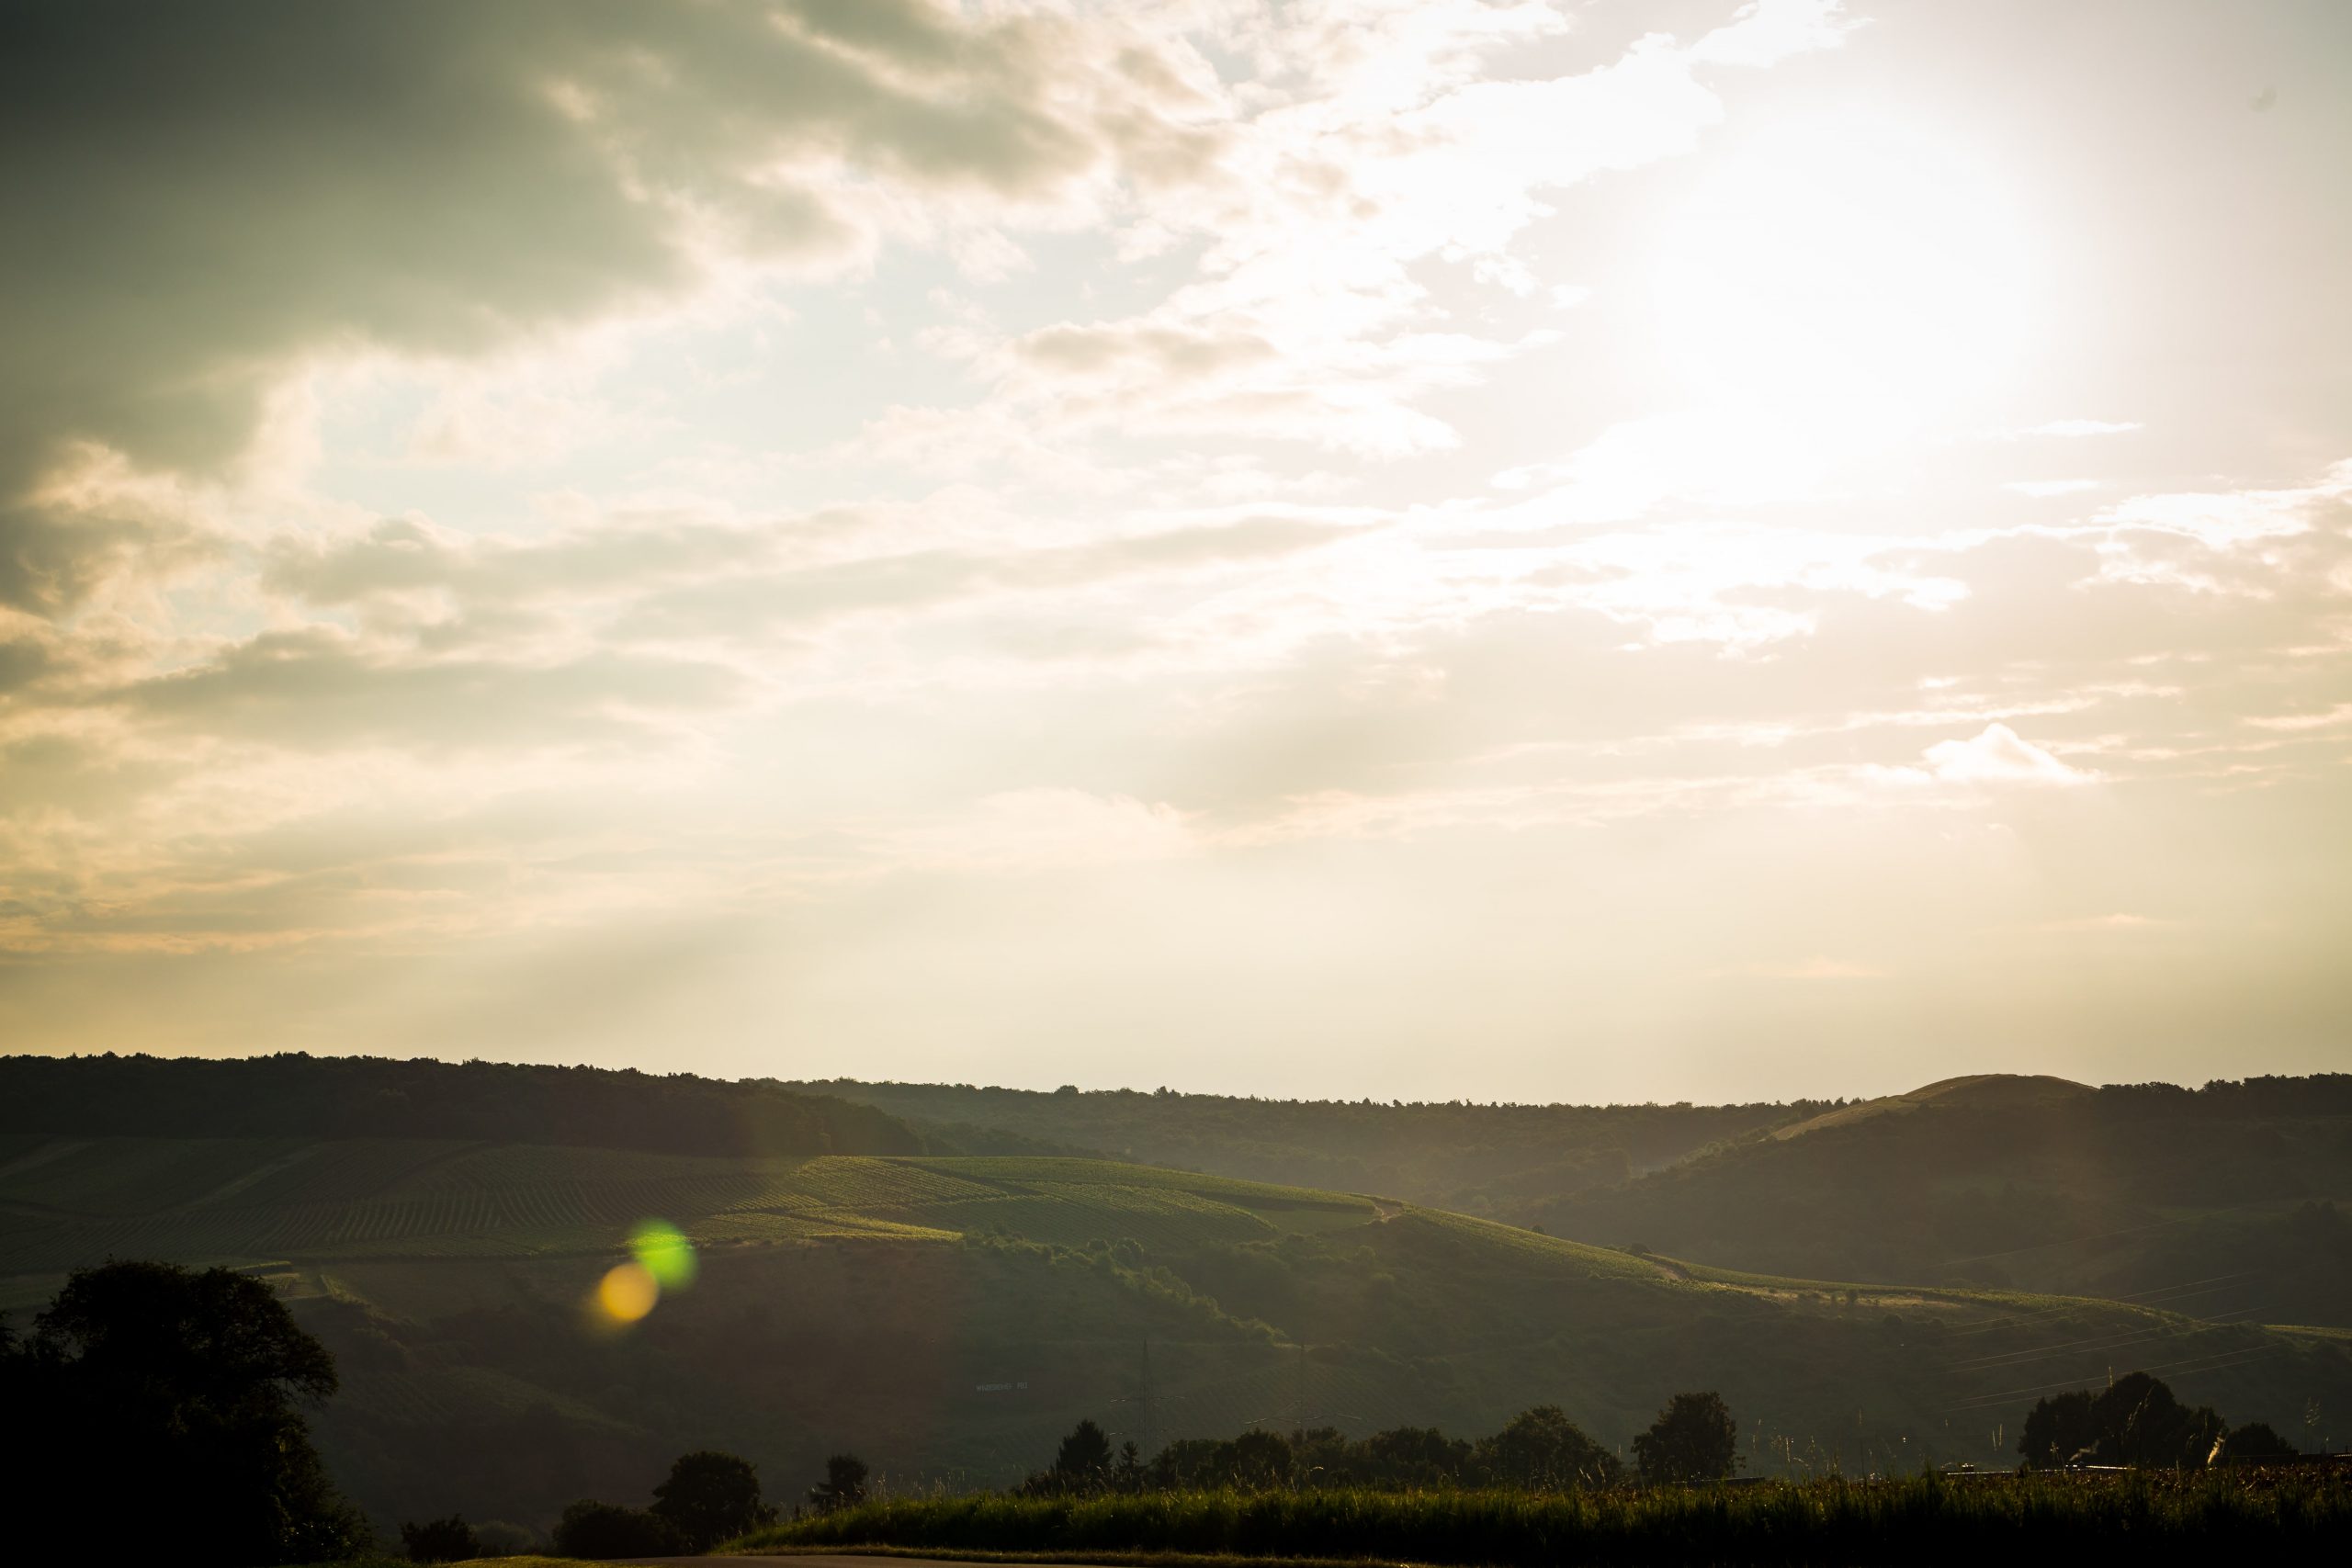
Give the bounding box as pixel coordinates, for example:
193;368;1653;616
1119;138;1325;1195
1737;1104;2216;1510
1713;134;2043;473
735;1470;2351;1564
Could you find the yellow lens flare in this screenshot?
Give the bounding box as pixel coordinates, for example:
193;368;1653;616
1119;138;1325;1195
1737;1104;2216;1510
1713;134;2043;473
594;1259;661;1325
628;1218;697;1290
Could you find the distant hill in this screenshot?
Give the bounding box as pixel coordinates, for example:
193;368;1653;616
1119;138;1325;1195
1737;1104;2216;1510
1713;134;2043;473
788;1077;1807;1213
792;1073;2352;1331
1768;1075;2094;1140
1530;1075;2352;1326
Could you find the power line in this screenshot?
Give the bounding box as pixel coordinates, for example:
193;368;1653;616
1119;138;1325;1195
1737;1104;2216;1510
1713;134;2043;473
1943;1272;2256;1338
1939;1343;2287;1414
1948;1303;2269;1372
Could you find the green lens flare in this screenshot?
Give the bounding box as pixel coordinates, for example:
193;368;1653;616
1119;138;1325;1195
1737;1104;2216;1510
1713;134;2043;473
628;1218;697;1290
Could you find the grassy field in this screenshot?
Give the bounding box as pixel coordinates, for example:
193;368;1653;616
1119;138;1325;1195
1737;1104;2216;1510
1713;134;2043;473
740;1469;2352;1563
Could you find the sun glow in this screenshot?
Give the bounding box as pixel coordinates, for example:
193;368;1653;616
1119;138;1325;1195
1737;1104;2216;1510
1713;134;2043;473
1653;118;2036;419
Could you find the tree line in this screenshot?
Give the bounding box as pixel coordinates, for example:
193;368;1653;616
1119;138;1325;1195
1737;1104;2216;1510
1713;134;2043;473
0;1050;923;1157
798;1395;1739;1506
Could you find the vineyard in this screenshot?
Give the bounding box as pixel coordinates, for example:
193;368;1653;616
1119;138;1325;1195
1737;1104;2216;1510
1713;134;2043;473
0;1135;1396;1296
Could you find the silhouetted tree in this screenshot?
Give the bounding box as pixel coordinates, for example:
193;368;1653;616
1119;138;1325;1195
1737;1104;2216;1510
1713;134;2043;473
400;1514;481;1562
1362;1426;1473;1486
2;1260;368;1564
1114;1439;1148;1492
1055;1417;1115;1484
809;1452;871;1512
551;1499;681;1557
2018;1387;2098;1469
1476;1404;1621;1489
2017;1374;2227;1469
1227;1428;1294;1488
650;1450;777;1549
2221;1421;2300;1461
1633;1392;1739;1484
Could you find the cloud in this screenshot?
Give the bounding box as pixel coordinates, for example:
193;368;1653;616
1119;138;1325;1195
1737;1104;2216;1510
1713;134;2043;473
2093;459;2352;552
1690;0;1862;69
1713;957;1883;979
2004;479;2104;498
13;0;2348;1086
2245;703;2352;732
884;788;1195;872
866;16;1849;464
0;0;1227;610
1922;723;2095;786
2022;419;2142;438
113;627;746;753
2032;913;2177;932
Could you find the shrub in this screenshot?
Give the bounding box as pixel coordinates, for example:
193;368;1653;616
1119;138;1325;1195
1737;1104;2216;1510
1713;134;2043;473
2221;1421;2299;1461
400;1514;481;1562
650;1449;777;1549
2018;1373;2228;1469
1475;1404;1621;1489
551;1498;682;1558
1632;1391;1739;1484
810;1452;871;1512
470;1519;538;1556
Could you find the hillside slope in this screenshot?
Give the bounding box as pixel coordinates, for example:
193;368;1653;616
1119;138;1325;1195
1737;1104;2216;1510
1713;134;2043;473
1767;1075;2094;1140
790;1077;1805;1213
798;1072;2352;1332
6;1130;2348;1535
1532;1076;2352;1325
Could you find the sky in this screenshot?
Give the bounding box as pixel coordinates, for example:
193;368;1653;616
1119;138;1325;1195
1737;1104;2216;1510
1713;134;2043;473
2;0;2347;1104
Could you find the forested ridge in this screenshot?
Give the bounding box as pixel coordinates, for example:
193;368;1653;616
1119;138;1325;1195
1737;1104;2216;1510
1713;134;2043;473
0;1053;932;1159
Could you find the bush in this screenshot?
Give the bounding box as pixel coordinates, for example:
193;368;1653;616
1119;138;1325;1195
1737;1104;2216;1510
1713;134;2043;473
2018;1373;2227;1469
1475;1405;1621;1489
551;1499;682;1558
650;1449;777;1549
2222;1421;2299;1461
1632;1391;1738;1484
400;1514;480;1562
810;1453;871;1512
470;1519;538;1556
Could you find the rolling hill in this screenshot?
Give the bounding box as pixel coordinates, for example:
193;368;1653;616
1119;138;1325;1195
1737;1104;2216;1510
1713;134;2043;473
7;1059;2351;1538
797;1072;2352;1332
1528;1075;2352;1326
790;1077;1808;1212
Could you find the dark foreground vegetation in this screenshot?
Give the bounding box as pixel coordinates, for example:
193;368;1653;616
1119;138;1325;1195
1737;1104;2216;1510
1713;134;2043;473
718;1384;2334;1564
0;1260;368;1565
745;1469;2352;1565
4;1251;2341;1564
